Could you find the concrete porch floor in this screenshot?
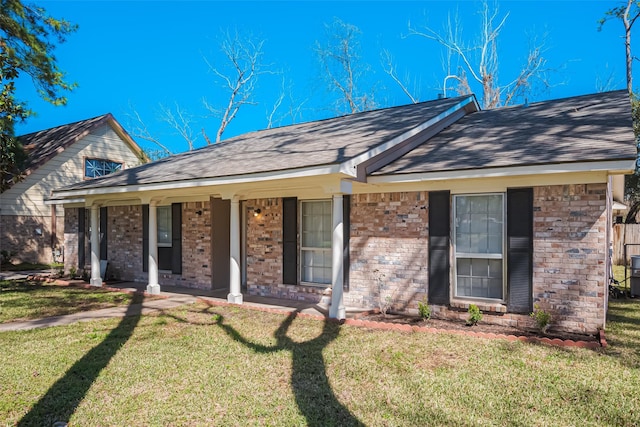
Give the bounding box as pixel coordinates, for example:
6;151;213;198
105;281;371;319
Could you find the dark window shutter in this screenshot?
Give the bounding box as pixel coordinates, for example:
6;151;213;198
78;208;85;269
282;197;298;285
507;188;534;313
211;198;230;290
142;204;149;272
171;203;182;274
429;191;451;305
100;207;108;261
343;195;351;292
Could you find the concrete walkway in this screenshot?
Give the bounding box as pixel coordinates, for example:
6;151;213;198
0;276;367;332
0;293;197;332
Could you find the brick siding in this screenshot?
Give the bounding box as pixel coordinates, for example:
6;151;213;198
63;208;79;273
59;184;608;335
347;192;429;311
1;213;63;264
531;183;607;334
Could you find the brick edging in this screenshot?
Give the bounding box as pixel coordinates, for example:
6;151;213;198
196;297;605;350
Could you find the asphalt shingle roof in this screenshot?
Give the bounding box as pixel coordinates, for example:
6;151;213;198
58;95;471;191
18;114;114;174
375;90;635;175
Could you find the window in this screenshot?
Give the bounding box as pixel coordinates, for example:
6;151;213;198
157;206;172;271
84;158;122;178
454;194;505;300
301;200;332;284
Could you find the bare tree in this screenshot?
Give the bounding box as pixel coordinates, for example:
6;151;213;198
203;30;269;142
599;0;640;95
408;0;551;109
315;18;377;114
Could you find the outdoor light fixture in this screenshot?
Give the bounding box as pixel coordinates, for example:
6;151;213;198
253;208;261;217
195;210;203;216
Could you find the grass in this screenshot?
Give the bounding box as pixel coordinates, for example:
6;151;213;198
0;262;63;272
0;280;139;323
0;297;639;426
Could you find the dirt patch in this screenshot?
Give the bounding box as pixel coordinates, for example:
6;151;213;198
358;312;598;343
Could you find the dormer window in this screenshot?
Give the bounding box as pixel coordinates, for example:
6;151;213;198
84;158;122;178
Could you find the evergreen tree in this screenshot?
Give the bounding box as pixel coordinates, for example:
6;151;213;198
0;0;76;191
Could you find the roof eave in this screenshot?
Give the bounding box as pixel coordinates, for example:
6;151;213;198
367;159;636;184
52;163;348;199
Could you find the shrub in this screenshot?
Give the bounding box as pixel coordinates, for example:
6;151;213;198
530;304;552;334
418;300;431;320
466;304;483;326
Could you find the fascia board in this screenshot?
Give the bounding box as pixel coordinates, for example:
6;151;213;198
52;164;345;199
368;160;636;184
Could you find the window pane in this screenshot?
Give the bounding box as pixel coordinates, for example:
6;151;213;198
456;257;503;299
84;158;123;178
157;206;172;245
454;194;504;299
302;249;331;284
301;200;332;283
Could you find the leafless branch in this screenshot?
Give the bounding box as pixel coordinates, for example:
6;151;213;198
409;0;550;109
203;29;271;142
381;49;419;103
315;18;377;114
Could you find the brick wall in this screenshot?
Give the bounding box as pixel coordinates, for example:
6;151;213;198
105;205;144;282
1;213;63;264
531;183;607;334
104;202;212;290
178;201;211;289
347;192;429;311
429;184;608;335
63;208;79;273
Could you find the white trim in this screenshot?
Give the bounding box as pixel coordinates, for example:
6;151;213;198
368;160;635;185
452;193;506;303
44;197;85;205
53;164;345;199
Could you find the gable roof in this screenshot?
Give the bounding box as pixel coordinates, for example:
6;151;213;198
18;113;146;178
51;90;635;200
374;90;635;178
55;95;476;194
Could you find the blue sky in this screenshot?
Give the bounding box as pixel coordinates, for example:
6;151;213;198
16;1;630;154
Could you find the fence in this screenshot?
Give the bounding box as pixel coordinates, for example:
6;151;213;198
612;224;640;265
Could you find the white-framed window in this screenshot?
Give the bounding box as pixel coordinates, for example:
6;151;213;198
157;205;172;271
157;206;172;247
300;199;332;284
84;158;122;178
453;193;505;300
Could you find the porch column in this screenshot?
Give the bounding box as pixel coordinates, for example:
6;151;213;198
147;201;160;294
227;198;243;303
329;194;345;319
89;205;102;287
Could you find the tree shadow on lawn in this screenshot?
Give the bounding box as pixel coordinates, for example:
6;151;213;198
17;294;145;427
215;310;364;427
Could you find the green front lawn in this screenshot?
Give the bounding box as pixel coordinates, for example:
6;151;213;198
0;280;138;323
1;298;639;426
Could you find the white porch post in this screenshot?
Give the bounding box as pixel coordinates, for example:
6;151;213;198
228;198;243;303
89;205;102;287
329;194;345;319
147;201;160;294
